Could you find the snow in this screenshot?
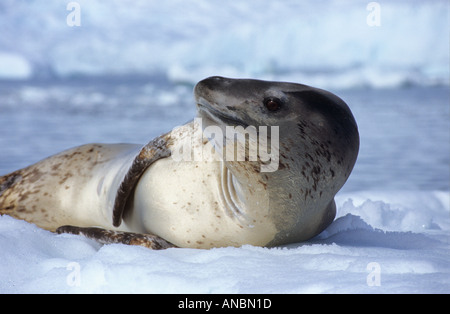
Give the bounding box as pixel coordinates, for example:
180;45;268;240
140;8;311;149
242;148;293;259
1;191;448;294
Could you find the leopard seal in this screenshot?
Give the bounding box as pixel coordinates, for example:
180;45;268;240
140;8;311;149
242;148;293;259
0;76;359;249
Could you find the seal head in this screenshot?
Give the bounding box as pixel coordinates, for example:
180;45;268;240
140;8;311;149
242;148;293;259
194;76;359;245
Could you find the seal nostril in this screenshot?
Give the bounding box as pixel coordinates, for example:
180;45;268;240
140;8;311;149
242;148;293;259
210;76;224;81
200;76;232;89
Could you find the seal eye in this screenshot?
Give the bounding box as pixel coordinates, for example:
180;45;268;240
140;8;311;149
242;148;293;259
264;97;282;112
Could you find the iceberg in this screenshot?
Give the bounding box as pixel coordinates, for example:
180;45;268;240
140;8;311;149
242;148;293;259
0;0;448;88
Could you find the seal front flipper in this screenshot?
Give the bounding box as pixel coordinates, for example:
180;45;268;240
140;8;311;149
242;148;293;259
56;225;176;249
112;134;172;227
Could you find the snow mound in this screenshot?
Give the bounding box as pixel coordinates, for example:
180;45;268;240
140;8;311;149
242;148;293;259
1;191;449;294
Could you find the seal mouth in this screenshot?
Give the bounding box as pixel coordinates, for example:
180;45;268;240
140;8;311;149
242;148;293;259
196;99;249;128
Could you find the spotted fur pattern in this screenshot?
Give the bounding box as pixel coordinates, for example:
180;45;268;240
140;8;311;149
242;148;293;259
56;225;176;249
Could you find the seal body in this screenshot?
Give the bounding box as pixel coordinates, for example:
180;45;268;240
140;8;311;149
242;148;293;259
128;120;276;248
0;143;141;231
0;76;359;249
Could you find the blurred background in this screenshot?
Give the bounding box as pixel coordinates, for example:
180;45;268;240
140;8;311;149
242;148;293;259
0;0;448;193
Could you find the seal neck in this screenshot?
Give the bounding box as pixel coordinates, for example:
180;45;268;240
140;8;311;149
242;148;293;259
220;162;254;227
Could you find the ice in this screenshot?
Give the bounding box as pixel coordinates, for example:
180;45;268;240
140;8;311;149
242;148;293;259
1;191;448;294
0;0;448;89
0;52;32;80
336;191;450;232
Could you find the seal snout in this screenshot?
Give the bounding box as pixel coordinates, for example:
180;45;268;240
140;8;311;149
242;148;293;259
194;76;226;109
195;76;230;95
202;76;230;84
207;76;227;82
